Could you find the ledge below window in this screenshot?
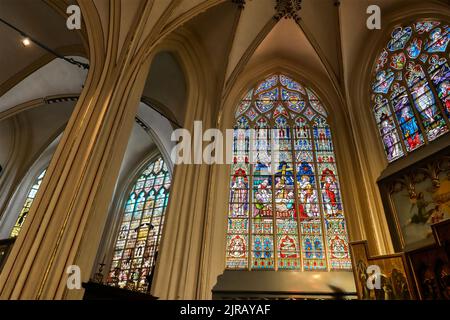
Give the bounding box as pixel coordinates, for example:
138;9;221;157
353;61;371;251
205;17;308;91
212;270;357;300
82;282;158;300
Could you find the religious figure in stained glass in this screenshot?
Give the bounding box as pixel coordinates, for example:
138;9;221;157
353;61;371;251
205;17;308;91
321;168;340;217
253;177;272;218
275;162;295;219
226;74;351;271
372;20;450;163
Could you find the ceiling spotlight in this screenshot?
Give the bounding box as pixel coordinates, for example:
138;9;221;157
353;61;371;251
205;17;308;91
21;37;31;47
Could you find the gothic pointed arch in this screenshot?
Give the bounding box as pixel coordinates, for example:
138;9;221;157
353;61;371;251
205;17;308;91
9;168;47;238
106;156;171;292
226;73;351;271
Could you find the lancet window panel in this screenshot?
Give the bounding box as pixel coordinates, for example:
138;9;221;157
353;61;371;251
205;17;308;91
107;157;171;292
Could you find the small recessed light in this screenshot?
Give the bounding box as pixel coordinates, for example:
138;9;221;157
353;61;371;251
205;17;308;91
21;37;31;47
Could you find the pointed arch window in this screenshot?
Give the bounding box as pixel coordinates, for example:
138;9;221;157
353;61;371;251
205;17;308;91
226;74;351;271
107;156;171;292
10;169;47;238
372;20;450;163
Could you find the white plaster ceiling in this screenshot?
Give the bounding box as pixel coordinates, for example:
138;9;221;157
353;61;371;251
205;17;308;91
246;18;328;78
0;56;88;114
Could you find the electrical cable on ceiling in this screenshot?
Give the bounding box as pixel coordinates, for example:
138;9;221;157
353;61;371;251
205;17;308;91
0;17;90;70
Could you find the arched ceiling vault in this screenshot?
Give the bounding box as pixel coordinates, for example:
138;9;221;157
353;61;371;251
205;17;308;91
166;0;450;110
222;0;344;97
154;0;357;107
0;0;88;96
2;0;450;125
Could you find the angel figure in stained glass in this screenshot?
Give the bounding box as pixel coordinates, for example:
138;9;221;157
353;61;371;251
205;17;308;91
229;235;246;258
427;28;450;53
406;38;422;59
431;63;450;84
279;235;298;259
406;64;425;86
373;70;394;94
390;53;406;70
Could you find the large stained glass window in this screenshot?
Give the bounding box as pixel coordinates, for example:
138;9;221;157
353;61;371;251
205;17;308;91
372;20;450;163
107;157;171;292
10;169;47;238
226;74;351;271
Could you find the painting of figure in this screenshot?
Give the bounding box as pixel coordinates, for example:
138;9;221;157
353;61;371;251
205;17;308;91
392;171;450;247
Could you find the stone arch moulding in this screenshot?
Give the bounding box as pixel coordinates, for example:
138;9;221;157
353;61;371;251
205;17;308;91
0;132;63;239
148;30;217;122
137;0;228;67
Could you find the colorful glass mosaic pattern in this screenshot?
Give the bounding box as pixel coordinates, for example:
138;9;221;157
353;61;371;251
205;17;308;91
373;20;450;163
226;74;351;271
107;157;171;292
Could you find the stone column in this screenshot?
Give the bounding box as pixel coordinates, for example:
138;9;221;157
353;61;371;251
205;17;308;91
150;31;218;300
0;0;155;299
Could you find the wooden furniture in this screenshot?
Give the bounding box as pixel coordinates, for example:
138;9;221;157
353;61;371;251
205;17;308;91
349;240;416;300
0;238;15;273
406;220;450;299
350;219;450;300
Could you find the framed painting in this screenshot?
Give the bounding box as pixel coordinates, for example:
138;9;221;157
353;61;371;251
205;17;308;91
350;241;415;300
378;146;450;251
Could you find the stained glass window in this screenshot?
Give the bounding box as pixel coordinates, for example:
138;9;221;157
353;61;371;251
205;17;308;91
10;169;46;238
107;157;171;292
372;20;450;163
226;74;351;271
